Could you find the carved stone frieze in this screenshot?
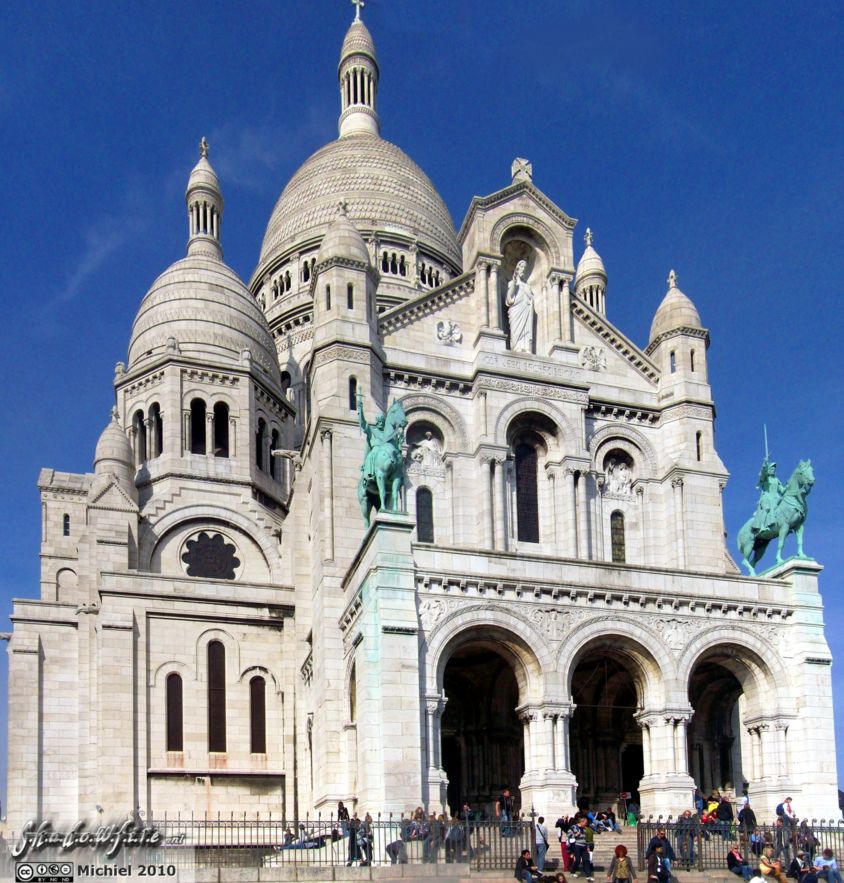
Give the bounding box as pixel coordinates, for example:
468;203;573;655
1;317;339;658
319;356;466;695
580;345;606;372
478;376;588;404
124;371;165;396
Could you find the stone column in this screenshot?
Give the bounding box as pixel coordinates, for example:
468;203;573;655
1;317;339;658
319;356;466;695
478;261;491;328
522;713;532;773
636;484;647;565
672;476;686;568
544;712;555;770
446;459;455;543
561;278;573;343
321;428;334;561
494;455;507;551
637;715;653;776
759;724;776;779
774;723;788;779
182;410;190;454
229;415;237;457
547;467;565;549
675;715;691;776
143;417;152;461
489;262;502;330
594;473;605;560
565;467;577;557
547;273;562;346
576;471;589;559
205;412;214;456
480;457;494;549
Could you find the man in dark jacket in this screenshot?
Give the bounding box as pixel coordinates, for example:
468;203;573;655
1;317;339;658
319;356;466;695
515;849;540;882
738;804;757;835
646;829;677;876
716;797;735;838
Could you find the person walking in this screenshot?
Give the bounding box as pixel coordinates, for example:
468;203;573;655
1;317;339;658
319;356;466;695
571;818;594;882
536;816;550;872
606;843;638;883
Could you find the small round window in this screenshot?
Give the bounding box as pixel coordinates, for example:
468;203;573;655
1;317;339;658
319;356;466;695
180;531;242;580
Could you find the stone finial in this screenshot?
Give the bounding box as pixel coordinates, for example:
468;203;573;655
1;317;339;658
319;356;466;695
584;227;593;248
352;0;365;20
668;269;678;289
337;199;348;217
511;157;533;183
199;137;209;159
110;405;119;423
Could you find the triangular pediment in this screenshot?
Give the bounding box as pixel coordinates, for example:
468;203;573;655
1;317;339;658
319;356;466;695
89;477;139;513
379;271;475;338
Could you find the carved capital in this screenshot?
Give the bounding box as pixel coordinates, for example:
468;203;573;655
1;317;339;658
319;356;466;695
635;484;645;497
320;427;333;442
671;476;685;489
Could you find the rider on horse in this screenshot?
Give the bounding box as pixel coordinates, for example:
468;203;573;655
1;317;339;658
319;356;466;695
358;393;404;481
750;457;785;537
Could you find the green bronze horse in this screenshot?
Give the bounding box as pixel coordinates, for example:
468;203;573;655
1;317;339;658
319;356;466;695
357;397;408;527
737;458;814;575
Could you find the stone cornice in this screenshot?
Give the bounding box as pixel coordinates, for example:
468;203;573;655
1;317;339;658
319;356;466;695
571;296;660;384
645;325;710;356
378;272;474;336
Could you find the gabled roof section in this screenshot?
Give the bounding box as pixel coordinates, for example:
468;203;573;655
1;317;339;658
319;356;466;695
379;272;474;336
458;180;577;244
571;295;660;385
88;477;139;513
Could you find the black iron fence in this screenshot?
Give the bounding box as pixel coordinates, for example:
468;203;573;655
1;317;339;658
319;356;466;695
1;814;539;872
636;818;844;872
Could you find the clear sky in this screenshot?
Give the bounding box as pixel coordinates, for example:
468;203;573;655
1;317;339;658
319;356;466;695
1;0;842;811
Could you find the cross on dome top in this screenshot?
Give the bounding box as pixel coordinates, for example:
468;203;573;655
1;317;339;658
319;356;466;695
352;0;365;21
584;228;593;248
199;137;209;159
668;269;678;289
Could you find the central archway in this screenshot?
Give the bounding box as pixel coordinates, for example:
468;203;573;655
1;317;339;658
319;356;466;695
441;645;524;816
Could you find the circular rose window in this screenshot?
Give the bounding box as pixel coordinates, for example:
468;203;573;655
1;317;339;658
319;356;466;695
180;530;242;580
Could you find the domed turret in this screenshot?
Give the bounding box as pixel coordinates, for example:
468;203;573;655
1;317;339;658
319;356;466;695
91;407;137;501
186;138;223;260
127;140;281;386
315;200;371;267
574;228;607;315
649;269;702;342
338;7;379;138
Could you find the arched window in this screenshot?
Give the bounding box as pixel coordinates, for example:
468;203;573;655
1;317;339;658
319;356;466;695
190;399;206;455
696;431;703;462
670;350;677;373
280;371;292;395
416;487;434;542
213;402;229;458
250;676;267;754
348;377;357;412
349;662;357;723
148;403;163;458
347;283;354;309
270;429;280;480
284;271;291;292
390;253;398;274
302;261;310;283
207;641;226;752
255;419;266;470
166;672;183;752
325;285;331;310
62;513;70;537
133;409;146;464
515;443;539;543
381;252;389;272
610;510;626;563
399;255;406;276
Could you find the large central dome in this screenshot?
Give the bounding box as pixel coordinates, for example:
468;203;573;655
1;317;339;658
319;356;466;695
257;134;461;271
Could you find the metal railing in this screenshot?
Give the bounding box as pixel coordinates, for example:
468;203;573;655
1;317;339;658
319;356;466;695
1;814;539;872
636;818;844;872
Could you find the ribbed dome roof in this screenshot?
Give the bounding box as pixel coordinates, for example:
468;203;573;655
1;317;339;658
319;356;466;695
316;204;370;266
94;413;133;474
257;135;461;273
575;228;606;280
649;270;703;342
340;19;377;66
186;155;220;195
128;256;280;385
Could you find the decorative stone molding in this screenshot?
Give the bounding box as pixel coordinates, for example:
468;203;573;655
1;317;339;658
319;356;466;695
400;393;470;450
580;345;606;372
123;371;165;396
379;274;474;336
661;403;714;423
645;325;709;357
480;376;588;405
477;351;583;384
588;424;659;473
312;343;374;369
182;369;240;387
587;402;659;425
386;370;472;396
436;318;463;345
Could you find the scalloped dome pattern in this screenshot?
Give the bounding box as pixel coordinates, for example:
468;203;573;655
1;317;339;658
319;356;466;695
340;20;377;64
128;256;280;384
257;135;461;271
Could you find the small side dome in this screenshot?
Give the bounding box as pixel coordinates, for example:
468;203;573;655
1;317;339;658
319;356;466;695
93;408;135;487
315;201;371;267
649;269;703;342
575;228;607;282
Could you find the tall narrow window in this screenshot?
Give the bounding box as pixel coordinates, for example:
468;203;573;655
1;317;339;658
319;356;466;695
149;403;163;458
696;431;703;462
347;283;354;309
213;402;230;458
62;513;70;537
255;419;266;470
690;350;696;372
611;511;626;563
348;377;358;412
515;443;539;543
207;641;226;752
190;399;206;454
270;429;280;480
166;673;183;752
133;409;146;464
349;662;357;723
250;676;267;754
416;487;434;542
325;285;331;310
669;351;677;373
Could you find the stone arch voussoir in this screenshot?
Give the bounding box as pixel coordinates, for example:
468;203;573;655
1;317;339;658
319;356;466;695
493;397;577;456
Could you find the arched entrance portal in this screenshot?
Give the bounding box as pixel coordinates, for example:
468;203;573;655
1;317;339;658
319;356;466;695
441;646;524;815
570;651;644;809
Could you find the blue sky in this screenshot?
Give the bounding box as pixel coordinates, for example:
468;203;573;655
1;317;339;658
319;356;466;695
0;0;843;809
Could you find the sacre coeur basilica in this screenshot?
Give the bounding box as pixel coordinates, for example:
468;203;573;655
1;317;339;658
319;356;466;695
3;8;838;832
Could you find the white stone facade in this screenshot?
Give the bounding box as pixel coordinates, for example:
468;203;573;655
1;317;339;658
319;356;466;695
4;14;838;834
